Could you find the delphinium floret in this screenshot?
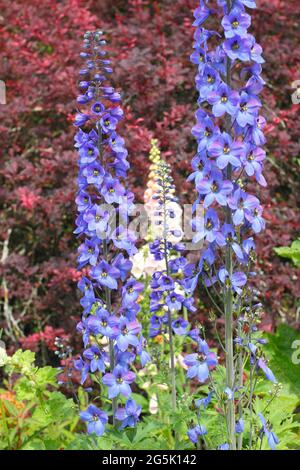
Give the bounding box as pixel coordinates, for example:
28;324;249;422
74;30;145;435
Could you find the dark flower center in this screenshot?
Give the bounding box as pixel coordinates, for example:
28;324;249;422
223;146;230;154
238;198;244;208
211;181;219;193
203;261;210;272
232;19;239;28
232;41;240;50
221;94;228;103
205;218;213;230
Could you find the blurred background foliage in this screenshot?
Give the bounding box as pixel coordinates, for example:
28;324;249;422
0;0;299;396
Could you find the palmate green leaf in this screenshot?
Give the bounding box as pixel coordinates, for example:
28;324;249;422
66;435;96;451
14;377;38;401
127;421;162;445
13;365;58;401
34;366;58;388
26;391;76;436
274;239;300;267
21;438;46;450
265;324;300;397
252;393;300;450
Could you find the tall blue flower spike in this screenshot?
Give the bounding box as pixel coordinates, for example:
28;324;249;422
74;31;146;435
185;0;276;449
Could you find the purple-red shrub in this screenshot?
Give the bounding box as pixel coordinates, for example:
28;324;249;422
0;0;299;352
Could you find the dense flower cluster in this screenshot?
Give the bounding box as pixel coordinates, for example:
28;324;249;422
130;140;170;279
73;31;146;434
147;155;200;408
149;161;195;338
185;0;277;450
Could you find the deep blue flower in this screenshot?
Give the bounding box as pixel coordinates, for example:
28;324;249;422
83;345;107;373
257;358;276;383
184;339;218;383
197;171;233;208
218;268;247;295
172;318;189;335
235;91;261;127
87;307;118;338
115;399;142;429
102;365;135;398
122;279;144;307
166;293;184;311
223;35;252;61
218;443;230;450
208;132;243;169
79;142;99;165
235;418;244;434
82;162;105;186
246;204;265;233
116;317;141;352
101;176;125;204
78;238;99;267
195;392;213;409
74;356;90;384
100;112;118;133
188;424;207;444
258;414;279;450
207;82;239;117
80;405;108;436
222;8;251;38
228;188;260;226
74;112;90;127
91;260;120;290
198;65;221;100
82;203;110;234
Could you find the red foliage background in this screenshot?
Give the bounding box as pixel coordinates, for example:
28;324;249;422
0;0;299;358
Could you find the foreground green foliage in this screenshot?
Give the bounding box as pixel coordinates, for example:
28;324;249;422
274;239;300;267
0;350;79;450
0;326;299;450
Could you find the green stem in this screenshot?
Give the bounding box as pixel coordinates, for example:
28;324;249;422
237;323;244;450
224;0;236;445
162;170;176;410
97;123;117;425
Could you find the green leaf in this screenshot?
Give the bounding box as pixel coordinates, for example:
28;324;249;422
5;350;36;375
274;239;300;267
21;438;46;450
265;324;300;397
